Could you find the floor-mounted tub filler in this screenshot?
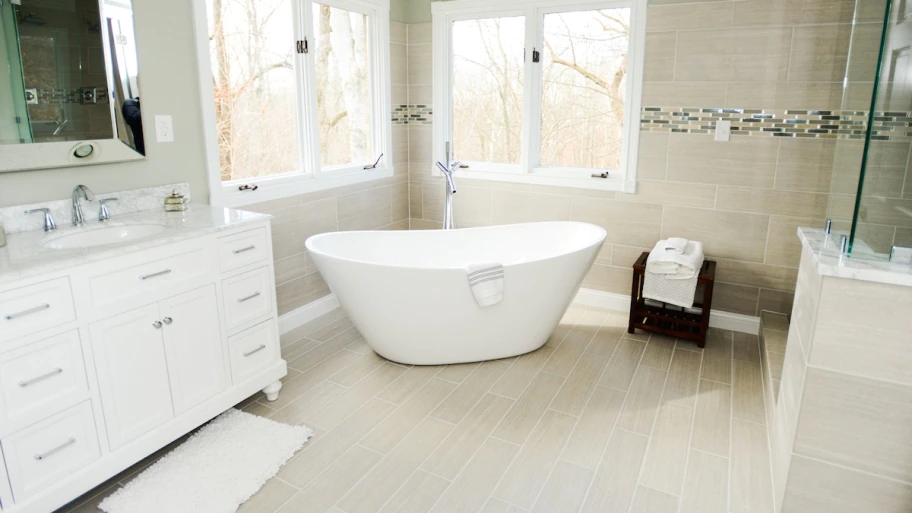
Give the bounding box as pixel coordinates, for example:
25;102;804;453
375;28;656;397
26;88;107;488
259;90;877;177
306;222;607;365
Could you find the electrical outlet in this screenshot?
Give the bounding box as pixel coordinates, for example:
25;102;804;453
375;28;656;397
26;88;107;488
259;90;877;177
155;115;174;143
714;120;731;142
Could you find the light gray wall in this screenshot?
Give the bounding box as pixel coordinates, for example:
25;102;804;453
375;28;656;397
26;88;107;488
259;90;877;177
0;0;210;208
391;0;409;22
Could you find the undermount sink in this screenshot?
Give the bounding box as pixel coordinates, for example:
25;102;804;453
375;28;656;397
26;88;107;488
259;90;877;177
42;224;169;249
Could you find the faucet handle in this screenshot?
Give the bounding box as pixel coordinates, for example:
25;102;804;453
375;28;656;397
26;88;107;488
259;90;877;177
98;197;118;222
25;208;57;232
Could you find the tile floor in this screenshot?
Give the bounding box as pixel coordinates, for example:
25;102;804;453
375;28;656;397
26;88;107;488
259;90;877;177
57;305;775;513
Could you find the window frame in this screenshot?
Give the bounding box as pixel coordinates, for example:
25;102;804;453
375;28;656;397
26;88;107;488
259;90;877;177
192;0;394;208
431;0;645;193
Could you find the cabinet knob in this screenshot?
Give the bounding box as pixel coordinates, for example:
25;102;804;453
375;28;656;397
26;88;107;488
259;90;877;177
152;320;162;329
163;317;173;325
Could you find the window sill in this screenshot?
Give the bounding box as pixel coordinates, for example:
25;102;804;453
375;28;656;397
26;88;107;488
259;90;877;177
211;166;395;208
438;167;635;193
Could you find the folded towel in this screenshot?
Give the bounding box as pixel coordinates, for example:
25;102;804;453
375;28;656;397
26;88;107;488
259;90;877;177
646;240;704;280
643;239;705;308
643;270;700;308
664;237;689;254
467;263;504;307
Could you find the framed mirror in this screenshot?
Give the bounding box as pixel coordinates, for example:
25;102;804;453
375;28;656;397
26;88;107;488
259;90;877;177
0;0;144;172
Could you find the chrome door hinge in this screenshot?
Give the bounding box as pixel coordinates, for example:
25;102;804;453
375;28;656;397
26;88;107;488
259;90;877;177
296;38;309;54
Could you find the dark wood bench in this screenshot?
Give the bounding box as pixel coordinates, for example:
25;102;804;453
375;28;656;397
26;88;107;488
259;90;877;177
628;252;716;348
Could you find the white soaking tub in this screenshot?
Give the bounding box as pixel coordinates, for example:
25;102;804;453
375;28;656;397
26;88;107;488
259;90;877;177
305;222;607;365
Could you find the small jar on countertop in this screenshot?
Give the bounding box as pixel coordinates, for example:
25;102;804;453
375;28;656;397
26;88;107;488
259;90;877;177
164;189;189;212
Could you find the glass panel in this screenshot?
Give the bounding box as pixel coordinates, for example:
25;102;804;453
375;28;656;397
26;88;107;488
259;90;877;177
540;8;629;169
313;3;373;168
0;1;31;144
847;0;912;257
207;0;300;182
452;16;525;164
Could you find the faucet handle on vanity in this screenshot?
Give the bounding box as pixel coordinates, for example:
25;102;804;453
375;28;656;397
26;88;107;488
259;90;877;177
98;198;118;222
24;208;58;232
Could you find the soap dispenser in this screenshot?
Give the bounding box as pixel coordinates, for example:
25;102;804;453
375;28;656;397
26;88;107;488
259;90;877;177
164;189;189;212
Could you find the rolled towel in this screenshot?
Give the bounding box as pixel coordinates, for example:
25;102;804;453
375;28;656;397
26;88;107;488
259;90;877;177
646;239;704;280
664;237;689;254
466;263;504;307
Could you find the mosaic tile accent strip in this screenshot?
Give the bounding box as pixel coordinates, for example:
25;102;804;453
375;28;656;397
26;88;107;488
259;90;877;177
392;104;432;125
639;107;912;141
28;86;110;105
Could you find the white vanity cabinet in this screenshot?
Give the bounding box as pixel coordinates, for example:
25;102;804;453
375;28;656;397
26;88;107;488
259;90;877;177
0;211;286;513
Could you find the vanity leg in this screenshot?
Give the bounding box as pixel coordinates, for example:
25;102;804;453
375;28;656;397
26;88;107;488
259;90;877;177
262;381;283;402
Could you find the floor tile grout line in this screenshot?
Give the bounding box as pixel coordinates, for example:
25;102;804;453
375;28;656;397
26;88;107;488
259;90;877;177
577;326;650;513
627;337;677;513
675;344;706;512
331;374;463;513
526;327;616;512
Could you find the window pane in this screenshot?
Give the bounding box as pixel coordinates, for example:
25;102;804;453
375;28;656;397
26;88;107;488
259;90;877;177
313;3;373;168
452;17;525;164
540;9;630;169
207;0;301;182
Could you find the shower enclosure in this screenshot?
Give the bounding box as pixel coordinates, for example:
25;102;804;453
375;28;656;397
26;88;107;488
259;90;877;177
0;0;31;144
831;0;912;259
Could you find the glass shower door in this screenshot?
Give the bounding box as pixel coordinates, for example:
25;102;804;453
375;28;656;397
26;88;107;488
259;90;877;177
0;0;33;144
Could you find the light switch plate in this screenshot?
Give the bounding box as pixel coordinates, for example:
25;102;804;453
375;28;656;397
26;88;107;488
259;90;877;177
154;115;174;143
714;120;731;142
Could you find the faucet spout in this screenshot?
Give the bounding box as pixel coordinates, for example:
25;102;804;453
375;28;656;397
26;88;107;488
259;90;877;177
436;161;459;229
71;184;95;226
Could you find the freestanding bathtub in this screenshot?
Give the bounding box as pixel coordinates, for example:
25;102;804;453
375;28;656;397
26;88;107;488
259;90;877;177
305;222;607;365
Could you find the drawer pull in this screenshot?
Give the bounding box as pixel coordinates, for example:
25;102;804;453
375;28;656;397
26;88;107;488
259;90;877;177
243;344;267;357
140;269;172;280
237;291;261;303
18;367;63;387
233;245;256;254
5;303;50;321
34;437;76;461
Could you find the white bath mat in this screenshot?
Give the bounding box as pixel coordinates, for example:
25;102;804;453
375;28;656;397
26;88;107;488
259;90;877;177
99;408;313;513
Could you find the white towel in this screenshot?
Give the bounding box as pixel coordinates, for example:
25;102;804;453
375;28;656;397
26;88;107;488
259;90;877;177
643;239;705;308
646;240;704;280
664;237;689;254
467;263;504;307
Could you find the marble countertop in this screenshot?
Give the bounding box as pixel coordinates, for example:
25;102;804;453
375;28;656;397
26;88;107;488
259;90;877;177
0;205;271;286
798;227;912;288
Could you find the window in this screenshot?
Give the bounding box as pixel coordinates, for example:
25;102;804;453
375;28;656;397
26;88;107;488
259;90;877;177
194;0;392;206
432;0;645;192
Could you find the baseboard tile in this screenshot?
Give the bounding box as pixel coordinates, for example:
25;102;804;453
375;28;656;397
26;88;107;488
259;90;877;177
573;287;761;335
277;294;340;334
278;288;760;337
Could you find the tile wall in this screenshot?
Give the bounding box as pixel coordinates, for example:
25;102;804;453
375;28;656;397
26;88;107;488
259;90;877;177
767;246;912;513
242;21;411;316
406;0;887;317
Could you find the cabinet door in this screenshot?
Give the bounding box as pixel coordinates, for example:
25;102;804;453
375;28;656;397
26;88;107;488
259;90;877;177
160;285;227;415
90;304;173;450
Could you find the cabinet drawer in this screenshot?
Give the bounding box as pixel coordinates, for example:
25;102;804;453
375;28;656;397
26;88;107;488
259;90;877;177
222;266;274;332
218;228;268;273
0;330;88;431
88;246;211;310
228;320;279;384
0;278;76;343
2;402;100;502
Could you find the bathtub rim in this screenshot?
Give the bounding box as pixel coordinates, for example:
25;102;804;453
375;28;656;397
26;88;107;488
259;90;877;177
304;221;608;270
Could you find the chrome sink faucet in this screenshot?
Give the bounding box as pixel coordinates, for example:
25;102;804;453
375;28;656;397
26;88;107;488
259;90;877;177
71;184;96;226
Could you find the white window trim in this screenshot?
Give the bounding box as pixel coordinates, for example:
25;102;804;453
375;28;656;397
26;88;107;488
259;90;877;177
191;0;394;208
431;0;645;193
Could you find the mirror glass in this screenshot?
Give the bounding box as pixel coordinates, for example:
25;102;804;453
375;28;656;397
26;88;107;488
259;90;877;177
0;0;144;155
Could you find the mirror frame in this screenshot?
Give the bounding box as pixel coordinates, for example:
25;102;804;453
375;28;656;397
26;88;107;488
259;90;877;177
0;0;145;172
